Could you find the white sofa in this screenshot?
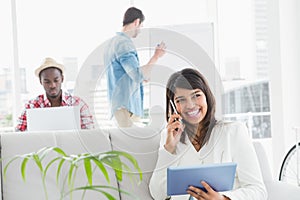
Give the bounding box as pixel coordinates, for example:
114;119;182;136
0;129;121;200
1;128;300;200
253;141;300;200
0;127;161;200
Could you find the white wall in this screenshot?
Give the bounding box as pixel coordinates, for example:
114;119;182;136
269;0;300;176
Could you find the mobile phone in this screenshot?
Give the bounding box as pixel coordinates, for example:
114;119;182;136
169;100;182;131
170;100;179;115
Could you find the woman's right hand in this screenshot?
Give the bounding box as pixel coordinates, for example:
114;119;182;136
164;113;184;154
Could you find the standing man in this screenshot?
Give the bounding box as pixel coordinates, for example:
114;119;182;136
104;7;166;127
16;57;94;131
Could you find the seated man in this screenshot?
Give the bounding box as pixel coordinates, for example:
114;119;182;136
16;57;94;131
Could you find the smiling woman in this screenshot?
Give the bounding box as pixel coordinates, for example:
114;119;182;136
174;88;208;126
149;68;268;200
165;68;216;151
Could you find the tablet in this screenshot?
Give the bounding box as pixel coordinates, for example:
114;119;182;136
167;162;237;196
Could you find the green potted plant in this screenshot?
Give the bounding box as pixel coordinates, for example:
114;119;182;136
3;146;142;200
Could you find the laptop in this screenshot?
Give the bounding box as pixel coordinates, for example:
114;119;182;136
26;106;81;131
167;162;237;196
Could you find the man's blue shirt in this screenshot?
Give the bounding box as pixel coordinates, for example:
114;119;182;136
104;32;144;118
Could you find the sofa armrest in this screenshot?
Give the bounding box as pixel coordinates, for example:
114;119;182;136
253;141;300;200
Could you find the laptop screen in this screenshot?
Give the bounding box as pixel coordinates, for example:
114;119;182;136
26;106;81;131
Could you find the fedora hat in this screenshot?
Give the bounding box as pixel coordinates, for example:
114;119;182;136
35;57;64;77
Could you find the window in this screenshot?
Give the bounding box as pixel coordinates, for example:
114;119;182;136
3;0;210;130
218;0;272;139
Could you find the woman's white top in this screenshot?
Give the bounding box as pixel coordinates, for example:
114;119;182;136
149;121;267;200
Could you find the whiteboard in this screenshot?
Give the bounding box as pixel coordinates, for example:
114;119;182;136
133;23;222;125
75;23;221;128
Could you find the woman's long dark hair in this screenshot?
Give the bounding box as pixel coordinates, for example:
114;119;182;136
166;68;216;146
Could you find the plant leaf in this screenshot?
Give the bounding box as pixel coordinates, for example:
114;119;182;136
21;157;30;181
91;157;110;183
103;151;143;181
67;186;117;200
94;190;116;200
69;185;138;199
36;146;50;155
33;154;43;173
56;159;66;185
38;147;53;161
68;162;76;187
101;154;122;181
43;157;61;181
84;157;92;185
112;158;122;181
3;156;21;181
112;151;142;181
52;147;67;157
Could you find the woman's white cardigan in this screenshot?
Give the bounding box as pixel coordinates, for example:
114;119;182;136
149;121;267;200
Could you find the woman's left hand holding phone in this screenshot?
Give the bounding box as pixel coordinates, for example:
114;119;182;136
164;113;184;154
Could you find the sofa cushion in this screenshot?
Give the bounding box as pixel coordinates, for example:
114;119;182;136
109;127;161;200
